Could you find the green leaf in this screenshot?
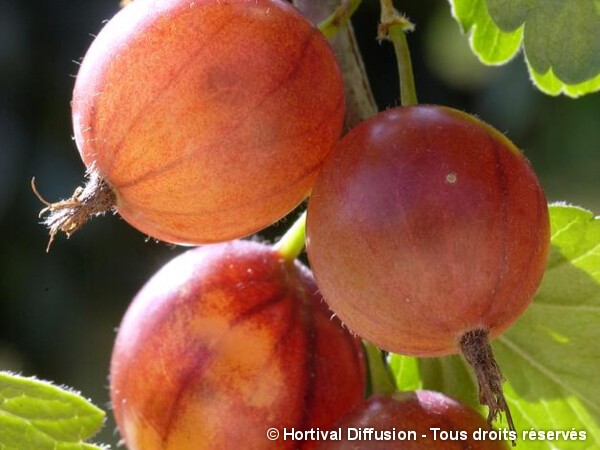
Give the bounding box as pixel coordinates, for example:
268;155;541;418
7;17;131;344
390;204;600;449
529;67;600;98
0;372;107;450
388;353;422;392
449;0;523;65
448;0;600;97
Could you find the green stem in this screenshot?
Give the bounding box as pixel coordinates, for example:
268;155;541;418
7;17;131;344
379;0;418;106
318;0;362;40
274;211;307;261
364;341;397;396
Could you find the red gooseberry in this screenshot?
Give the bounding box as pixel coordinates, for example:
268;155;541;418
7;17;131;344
316;391;510;449
36;0;345;248
306;105;550;429
110;240;366;449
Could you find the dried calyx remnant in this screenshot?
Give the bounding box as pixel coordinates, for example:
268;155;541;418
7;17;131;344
32;170;116;252
460;329;516;443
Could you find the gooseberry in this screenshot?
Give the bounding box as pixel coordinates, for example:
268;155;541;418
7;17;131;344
37;0;344;247
110;240;365;450
316;391;510;449
306;105;550;428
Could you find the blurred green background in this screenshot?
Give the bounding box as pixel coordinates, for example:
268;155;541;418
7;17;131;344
0;0;598;446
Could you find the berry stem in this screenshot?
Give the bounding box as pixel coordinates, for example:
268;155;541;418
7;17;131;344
33;170;116;252
364;341;396;396
274;211;307;261
318;0;362;40
460;329;516;443
378;0;418;106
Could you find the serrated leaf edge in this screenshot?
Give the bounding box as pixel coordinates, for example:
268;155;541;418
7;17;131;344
0;371;109;449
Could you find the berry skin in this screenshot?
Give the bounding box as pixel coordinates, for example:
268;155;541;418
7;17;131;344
110;240;365;450
42;0;345;246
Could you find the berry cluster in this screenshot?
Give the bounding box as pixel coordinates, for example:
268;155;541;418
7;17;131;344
39;0;550;448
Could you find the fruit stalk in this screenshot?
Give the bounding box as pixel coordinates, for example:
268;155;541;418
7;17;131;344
274;210;307;261
378;0;418;106
317;0;362;40
33;171;115;252
460;329;515;436
364;342;396;396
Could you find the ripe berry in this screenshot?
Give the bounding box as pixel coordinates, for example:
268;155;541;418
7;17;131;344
110;240;365;450
316;391;510;449
37;0;344;247
306;105;550;428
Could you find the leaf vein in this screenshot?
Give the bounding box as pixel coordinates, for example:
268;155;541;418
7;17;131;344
496;335;600;415
569;242;600;265
529;303;600;313
550;217;580;241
